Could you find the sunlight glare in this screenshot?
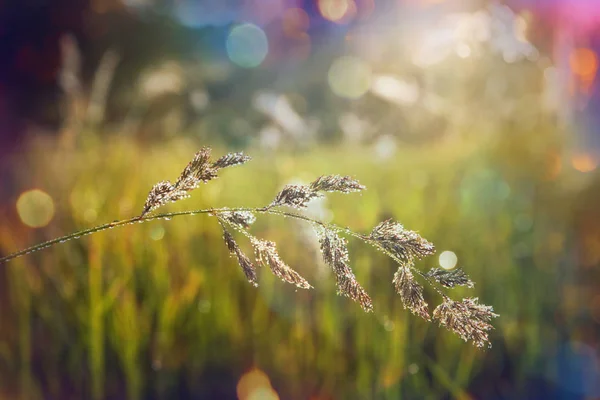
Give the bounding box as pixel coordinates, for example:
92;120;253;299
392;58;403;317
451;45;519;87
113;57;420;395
439;251;458;270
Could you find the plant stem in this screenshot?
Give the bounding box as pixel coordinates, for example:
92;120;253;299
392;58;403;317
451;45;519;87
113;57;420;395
1;205;450;302
0;206;449;300
0;209;215;264
257;208;369;240
0;207;360;265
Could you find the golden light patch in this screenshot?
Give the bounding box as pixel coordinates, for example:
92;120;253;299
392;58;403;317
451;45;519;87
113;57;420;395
237;368;273;400
572;153;597;173
17;189;55;228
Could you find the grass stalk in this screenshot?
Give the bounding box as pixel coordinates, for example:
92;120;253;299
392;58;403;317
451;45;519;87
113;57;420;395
0;148;497;349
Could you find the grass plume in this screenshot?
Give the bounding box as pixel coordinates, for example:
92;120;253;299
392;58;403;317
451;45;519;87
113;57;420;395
0;148;498;348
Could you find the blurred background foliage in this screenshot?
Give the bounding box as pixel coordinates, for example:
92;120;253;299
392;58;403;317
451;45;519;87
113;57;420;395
2;0;600;399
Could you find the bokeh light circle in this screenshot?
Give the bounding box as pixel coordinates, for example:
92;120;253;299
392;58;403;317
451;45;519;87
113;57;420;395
237;368;276;400
439;250;458;270
572;153;597;172
150;225;165;241
16;189;55;228
226;23;269;68
328;56;372;99
318;0;356;23
247;387;279;400
282;8;310;38
174;0;238;27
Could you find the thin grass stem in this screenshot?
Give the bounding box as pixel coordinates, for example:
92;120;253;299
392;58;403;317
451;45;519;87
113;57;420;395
0;207;360;265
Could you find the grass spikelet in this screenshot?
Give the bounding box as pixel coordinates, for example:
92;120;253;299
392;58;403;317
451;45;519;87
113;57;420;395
251;237;312;289
141;180;182;216
315;226;373;312
221;227;258;286
310;175;365;193
369;219;435;263
426;267;474;289
270;184;323;209
212;152;251;170
176;147;216;189
393;266;430;320
219;211;256;230
433;297;499;348
141;149;250;217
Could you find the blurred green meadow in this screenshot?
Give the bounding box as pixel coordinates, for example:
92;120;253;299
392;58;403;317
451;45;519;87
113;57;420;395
0;121;586;399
